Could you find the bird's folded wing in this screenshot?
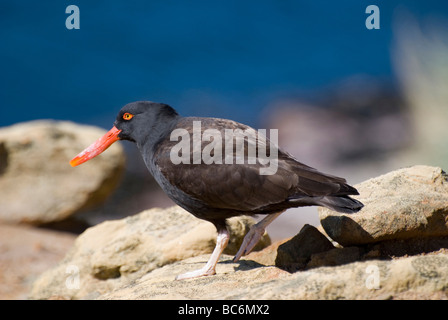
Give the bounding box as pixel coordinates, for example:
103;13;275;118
155;128;354;212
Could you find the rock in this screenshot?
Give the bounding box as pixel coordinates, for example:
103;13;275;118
307;247;361;269
29;206;271;300
0;224;76;299
99;254;290;300
275;224;334;271
245;239;289;266
319;165;448;246
0;120;125;225
97;252;448;300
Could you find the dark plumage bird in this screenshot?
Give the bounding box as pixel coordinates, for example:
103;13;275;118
70;101;363;279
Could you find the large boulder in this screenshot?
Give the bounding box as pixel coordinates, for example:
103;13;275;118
319;165;448;246
0;120;125;225
29;206;271;300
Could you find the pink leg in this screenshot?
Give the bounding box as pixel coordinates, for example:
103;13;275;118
175;226;230;280
233;211;284;262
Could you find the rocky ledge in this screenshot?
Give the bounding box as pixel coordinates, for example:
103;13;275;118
30;165;448;300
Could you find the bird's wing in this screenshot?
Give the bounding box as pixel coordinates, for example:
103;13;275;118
279;152;358;197
153;117;357;212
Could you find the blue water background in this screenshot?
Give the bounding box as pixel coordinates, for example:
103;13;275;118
1;1;447;129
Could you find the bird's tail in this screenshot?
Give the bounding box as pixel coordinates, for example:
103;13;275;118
316;195;364;214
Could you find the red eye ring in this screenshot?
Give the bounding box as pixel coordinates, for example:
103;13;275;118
123;113;134;120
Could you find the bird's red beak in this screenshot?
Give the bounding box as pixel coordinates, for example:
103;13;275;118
70;126;122;167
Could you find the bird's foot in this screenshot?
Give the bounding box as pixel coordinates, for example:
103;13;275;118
232;226;266;262
175;266;216;280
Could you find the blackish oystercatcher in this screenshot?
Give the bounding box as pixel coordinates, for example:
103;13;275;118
70;101;363;279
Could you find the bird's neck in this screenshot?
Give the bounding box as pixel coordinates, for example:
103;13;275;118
136;115;181;162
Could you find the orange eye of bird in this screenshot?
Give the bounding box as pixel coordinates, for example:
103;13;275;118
123;113;134;120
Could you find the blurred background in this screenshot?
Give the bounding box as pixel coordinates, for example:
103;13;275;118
1;0;448;298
